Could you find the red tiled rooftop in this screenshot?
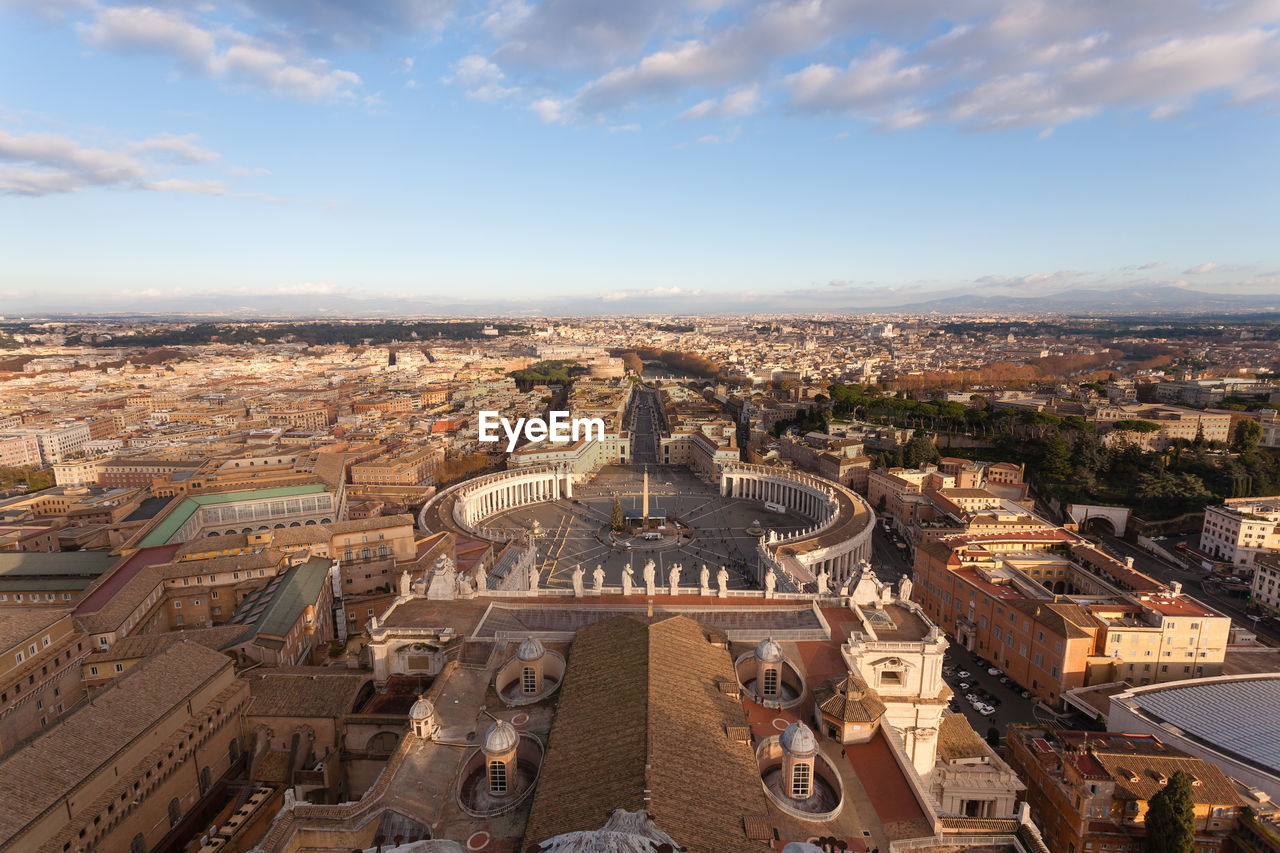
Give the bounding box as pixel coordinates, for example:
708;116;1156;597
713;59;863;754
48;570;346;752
845;731;928;826
75;545;180;615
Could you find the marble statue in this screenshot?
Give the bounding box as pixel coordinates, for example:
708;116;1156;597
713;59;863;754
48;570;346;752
572;565;585;597
816;567;829;596
399;569;412;597
643;560;657;596
899;573;914;602
528;563;540;591
622;564;635;596
764;568;777;598
593;564;605;593
668;563;681;596
717;565;729;598
699;564;710;596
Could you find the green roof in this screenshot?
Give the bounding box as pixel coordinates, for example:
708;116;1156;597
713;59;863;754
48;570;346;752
0;551;115;580
138;484;329;547
229;558;330;640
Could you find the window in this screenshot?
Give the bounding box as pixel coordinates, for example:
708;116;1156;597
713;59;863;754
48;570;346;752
522;666;537;694
90;666;98;676
763;668;779;697
489;760;507;794
115;663;124;673
791;761;812;799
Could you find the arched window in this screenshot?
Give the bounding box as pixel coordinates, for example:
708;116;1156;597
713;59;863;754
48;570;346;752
791;762;811;799
362;547;371;560
344;550;352;561
168;798;181;827
488;760;507;795
762;668;779;697
131;833;147;853
378;545;387;557
522;666;537;694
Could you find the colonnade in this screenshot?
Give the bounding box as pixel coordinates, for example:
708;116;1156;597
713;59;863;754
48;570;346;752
721;463;875;587
453;466;574;530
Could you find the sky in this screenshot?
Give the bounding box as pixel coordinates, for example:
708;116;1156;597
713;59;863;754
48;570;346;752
1;0;1279;314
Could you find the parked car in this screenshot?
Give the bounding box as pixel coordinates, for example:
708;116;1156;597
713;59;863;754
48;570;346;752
987;667;1002;677
958;682;971;691
978;704;997;717
957;670;971;678
1020;690;1033;700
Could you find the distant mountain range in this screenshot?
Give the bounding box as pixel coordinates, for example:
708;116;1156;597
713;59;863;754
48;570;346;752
7;284;1279;319
893;285;1280;315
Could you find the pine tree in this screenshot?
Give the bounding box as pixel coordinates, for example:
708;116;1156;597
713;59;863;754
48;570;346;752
1145;770;1196;853
610;495;624;532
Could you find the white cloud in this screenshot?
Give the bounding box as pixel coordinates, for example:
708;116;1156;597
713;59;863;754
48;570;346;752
80;6;362;101
0;125;259;199
447;54;518;100
1186;262;1219;274
530;96;568;124
128;133;219;163
227;165;272;177
679;83;760;119
143;177;227;195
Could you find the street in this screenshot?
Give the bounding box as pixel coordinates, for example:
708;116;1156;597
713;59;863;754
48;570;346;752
1083;530;1280;646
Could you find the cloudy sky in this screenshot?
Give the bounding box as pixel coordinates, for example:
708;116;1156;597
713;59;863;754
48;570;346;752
1;0;1278;312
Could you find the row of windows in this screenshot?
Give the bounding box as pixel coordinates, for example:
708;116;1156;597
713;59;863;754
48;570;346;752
0;592;73;602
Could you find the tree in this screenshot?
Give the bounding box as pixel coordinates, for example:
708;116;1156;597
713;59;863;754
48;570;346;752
903;434;940;469
610;496;624;532
1145;770;1196;853
1233;418;1263;453
1037;434;1072;482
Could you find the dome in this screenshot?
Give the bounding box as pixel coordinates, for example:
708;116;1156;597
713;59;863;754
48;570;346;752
755;636;784;664
779;721;818;756
483;719;519;755
409;694;435;721
517;637;545;661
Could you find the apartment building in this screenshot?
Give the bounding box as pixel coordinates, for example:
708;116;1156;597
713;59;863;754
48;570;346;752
0;607;89;753
0;643;249;853
1200;497;1280;569
350;445;443;486
913;531;1230;706
1007;728;1243;853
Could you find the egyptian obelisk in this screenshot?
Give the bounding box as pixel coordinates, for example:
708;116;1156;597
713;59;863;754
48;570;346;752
642;467;649;524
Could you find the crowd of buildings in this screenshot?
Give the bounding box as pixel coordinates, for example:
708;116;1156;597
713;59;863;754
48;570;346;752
0;317;1279;853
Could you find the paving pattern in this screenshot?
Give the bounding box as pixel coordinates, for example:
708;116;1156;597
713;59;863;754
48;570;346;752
483;464;814;589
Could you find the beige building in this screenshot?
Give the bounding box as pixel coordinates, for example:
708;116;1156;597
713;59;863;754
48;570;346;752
0;607;88;754
0;642;249;853
1200;497;1280;569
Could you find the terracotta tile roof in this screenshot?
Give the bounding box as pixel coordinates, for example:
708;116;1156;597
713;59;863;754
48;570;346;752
0;642;232;846
523;616;649;845
814;674;887;723
937;713;990;761
1091;751;1243;805
245;668;371;718
523;615;771;853
85;625;252;662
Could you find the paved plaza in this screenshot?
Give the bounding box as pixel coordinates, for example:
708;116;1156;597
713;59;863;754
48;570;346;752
483;465;812;589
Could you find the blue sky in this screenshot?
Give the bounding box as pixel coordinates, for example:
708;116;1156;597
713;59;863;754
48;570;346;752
1;0;1279;313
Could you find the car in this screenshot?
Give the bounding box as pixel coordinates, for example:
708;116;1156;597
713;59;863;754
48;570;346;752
965;693;980;703
958;682;971;691
978;704;997;717
1020;690;1033;700
999;676;1012;686
987;667;1002;677
957;670;971;678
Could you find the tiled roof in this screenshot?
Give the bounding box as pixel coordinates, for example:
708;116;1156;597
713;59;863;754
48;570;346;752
524;615;771;853
84;625;252;663
937;712;990;761
814;674;887;723
1092;751;1242;805
0;642;232;846
245;668;370;718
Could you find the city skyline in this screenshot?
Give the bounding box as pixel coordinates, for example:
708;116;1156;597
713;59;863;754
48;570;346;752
2;0;1280;311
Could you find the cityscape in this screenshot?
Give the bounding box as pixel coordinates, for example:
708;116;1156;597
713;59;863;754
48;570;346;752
4;1;1280;853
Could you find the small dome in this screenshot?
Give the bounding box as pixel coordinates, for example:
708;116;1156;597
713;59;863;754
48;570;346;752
755;636;784;664
409;694;434;721
779;721;817;756
517;637;545;661
483;719;519;755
